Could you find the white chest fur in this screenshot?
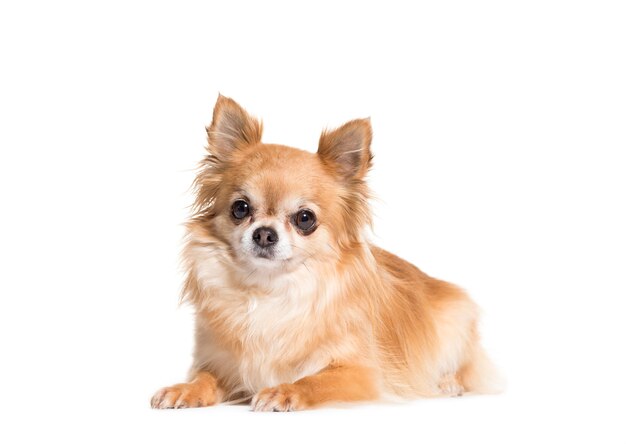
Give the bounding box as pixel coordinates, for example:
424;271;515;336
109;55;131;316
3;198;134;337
189;243;340;394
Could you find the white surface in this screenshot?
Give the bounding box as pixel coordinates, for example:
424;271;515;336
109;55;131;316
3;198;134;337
1;1;625;443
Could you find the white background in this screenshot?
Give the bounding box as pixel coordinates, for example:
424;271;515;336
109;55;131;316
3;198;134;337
1;1;625;443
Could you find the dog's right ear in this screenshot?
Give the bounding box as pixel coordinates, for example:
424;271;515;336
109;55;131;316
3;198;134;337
206;94;263;158
317;118;373;181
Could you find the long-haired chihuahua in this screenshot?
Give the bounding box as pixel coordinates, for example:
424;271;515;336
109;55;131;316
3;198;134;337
151;95;501;411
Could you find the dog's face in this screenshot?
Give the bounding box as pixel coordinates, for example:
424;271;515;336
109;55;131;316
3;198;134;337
193;95;373;279
212;145;336;272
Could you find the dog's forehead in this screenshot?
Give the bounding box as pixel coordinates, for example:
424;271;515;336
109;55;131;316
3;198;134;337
242;169;314;212
236;145;326;211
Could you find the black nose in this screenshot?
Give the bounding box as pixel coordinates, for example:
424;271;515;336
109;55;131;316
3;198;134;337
252;227;278;248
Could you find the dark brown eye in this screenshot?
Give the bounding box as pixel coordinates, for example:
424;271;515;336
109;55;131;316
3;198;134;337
231;200;250;220
294;209;316;233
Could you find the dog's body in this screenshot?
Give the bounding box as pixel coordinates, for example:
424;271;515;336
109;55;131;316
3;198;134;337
151;96;500;411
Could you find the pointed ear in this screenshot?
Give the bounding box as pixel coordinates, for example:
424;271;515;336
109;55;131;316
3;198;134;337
317;118;373;180
206;95;263;158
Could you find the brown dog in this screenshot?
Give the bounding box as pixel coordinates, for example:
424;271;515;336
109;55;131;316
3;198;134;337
151;95;501;411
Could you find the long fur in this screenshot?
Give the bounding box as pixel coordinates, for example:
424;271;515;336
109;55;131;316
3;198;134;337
151;95;502;411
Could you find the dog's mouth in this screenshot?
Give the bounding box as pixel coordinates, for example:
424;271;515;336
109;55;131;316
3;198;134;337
239;242;293;265
251;245;279;261
251;249;296;266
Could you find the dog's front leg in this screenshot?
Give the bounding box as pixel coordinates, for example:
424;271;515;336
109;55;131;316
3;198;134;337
151;370;222;409
251;364;378;412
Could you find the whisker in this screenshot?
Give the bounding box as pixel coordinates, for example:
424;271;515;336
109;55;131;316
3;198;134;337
243;268;256;284
289;243;314;257
289;243;318;272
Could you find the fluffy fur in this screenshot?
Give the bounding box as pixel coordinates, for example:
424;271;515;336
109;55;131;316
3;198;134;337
151;95;501;411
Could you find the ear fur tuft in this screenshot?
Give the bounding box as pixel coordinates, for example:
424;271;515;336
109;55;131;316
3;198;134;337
206;94;263;158
318;118;373;180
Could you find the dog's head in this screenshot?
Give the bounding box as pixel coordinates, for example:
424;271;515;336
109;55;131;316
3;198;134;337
192;95;373;278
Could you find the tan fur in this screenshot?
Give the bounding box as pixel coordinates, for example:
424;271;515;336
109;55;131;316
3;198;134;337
151;95;501;411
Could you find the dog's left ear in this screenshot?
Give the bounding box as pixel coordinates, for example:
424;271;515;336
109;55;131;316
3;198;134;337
206;94;263;159
318;118;373;180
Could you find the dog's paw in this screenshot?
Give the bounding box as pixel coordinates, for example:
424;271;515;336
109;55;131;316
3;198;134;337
251;384;307;412
438;374;464;397
151;383;218;409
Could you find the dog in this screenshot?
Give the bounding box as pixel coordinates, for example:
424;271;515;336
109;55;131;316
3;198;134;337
151;95;501;411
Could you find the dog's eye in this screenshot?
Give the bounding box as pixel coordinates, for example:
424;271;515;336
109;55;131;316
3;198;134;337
231;200;250;220
294;209;316;233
